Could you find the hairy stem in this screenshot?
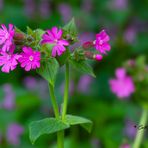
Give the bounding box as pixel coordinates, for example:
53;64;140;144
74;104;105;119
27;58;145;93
48;83;64;148
133;108;148;148
62;62;70;121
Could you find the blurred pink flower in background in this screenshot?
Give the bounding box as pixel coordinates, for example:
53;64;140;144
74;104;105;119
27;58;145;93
23;77;49;99
91;138;100;148
77;75;93;93
109;68;135;99
2;84;15;110
39;0;51;19
111;0;128;10
58;3;72;23
60;80;75;96
120;143;131;148
23;76;37;90
0;24;15;52
7;123;24;145
19;46;41;71
41;27;69;57
24;0;36;18
124;26;136;44
0;0;3;11
124;119;136;139
81;0;93;13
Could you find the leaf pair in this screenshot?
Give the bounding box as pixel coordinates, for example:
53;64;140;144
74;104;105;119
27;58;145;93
29;115;93;144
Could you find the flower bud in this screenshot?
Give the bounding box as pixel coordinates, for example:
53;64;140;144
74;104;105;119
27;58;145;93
14;33;25;41
94;54;103;61
82;41;93;49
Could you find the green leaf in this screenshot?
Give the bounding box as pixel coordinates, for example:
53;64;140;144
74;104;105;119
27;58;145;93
27;26;33;35
15;26;23;33
29;118;70;144
63;18;77;34
69;59;95;77
63;18;78;43
37;58;59;86
35;29;45;41
65;115;93;133
56;48;70;66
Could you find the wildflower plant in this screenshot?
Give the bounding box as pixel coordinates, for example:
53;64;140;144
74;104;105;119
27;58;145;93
109;56;148;148
0;19;111;147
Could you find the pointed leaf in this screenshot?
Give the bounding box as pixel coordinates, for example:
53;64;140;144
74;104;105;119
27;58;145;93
29;118;70;144
37;58;59;86
69;59;96;77
63;18;77;35
65;114;93;133
56;48;70;66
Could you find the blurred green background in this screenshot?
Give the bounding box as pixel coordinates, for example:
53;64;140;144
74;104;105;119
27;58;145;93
0;0;148;147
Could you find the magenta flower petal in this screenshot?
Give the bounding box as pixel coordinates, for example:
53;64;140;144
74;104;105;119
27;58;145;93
0;24;15;52
41;26;69;57
19;46;41;71
58;40;69;46
94;30;111;54
0;46;20;73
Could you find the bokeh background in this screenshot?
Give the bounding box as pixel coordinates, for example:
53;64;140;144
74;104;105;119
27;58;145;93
0;0;148;147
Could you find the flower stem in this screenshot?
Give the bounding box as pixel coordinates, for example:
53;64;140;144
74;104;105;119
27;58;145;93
48;83;64;148
133;108;148;148
48;83;60;119
62;62;69;121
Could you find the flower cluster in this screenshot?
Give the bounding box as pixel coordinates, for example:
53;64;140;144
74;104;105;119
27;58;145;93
0;23;111;73
0;24;41;73
83;30;111;61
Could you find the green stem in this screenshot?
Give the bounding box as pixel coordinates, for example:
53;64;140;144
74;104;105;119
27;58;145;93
133;108;148;148
48;83;60;119
48;83;64;148
62;62;70;121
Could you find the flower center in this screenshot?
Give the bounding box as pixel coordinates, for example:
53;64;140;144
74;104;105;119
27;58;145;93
29;56;34;61
99;40;103;45
54;39;58;44
93;40;96;45
7;55;11;60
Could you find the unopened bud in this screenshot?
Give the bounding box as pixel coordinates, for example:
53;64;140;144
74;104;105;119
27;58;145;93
14;32;25;40
82;41;93;49
94;54;103;61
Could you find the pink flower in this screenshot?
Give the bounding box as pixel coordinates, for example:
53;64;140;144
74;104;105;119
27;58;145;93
109;68;135;99
120;144;131;148
0;46;20;73
7;123;24;145
19;46;41;71
94;30;111;54
41;26;69;57
0;24;15;52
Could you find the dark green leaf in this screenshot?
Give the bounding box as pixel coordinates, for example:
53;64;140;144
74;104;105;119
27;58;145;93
63;18;78;43
56;48;70;66
69;59;95;77
37;58;59;86
29;118;70;144
63;18;77;35
65;114;93;133
27;26;33;35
